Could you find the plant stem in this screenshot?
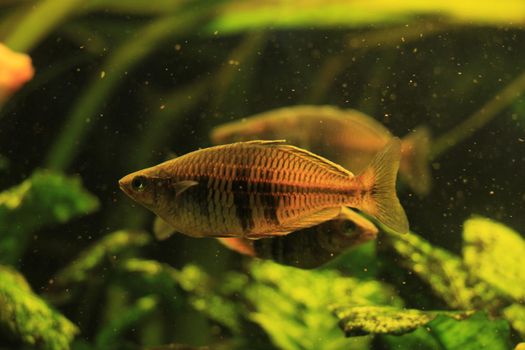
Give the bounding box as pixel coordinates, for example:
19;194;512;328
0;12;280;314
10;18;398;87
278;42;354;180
44;10;208;171
3;0;84;52
431;69;525;159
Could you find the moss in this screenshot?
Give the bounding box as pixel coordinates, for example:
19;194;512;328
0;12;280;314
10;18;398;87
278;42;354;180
0;265;78;350
333;305;472;336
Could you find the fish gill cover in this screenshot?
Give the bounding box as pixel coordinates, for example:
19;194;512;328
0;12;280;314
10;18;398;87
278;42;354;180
1;1;525;349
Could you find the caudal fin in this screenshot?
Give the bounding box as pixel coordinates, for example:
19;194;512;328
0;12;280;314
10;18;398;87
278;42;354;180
400;126;432;196
357;138;409;234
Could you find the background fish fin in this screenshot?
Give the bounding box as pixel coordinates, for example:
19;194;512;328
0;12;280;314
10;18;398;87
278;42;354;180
338;206;379;238
153;216;175;240
241;140;287;145
217;237;256;256
246;207;341;239
400;126;432;196
174;180;198;196
342;108;393;140
357;138;409;234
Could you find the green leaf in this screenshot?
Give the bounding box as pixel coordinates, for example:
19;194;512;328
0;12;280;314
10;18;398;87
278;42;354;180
94;295;159;350
54;230;150;288
0;265;78;350
384;230;503;310
382;312;511;350
463;217;525;301
333;305;472;336
0;170;99;265
427;312;511;350
245;260;399;350
118;259;245;334
322;240;378;280
209;0;525;34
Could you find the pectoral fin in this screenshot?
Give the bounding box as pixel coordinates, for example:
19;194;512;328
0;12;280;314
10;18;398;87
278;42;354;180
174;180;199;197
153;216;176;240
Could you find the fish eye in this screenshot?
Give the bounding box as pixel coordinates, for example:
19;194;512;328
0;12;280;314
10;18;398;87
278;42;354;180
131;176;147;192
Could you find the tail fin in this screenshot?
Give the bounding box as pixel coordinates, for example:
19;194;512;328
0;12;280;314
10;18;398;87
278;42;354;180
357;138;409;234
400;126;432;196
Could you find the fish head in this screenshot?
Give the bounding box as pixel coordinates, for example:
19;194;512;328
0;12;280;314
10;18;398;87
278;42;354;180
119;167;163;211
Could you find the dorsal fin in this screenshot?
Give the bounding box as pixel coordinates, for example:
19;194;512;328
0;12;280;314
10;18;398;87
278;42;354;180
277;143;354;178
236;139;354;178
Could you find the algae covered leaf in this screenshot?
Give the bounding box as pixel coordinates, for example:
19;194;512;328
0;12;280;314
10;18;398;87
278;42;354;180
332;305;472;336
0;265;78;350
0;170;100;264
384;230;503;311
463;216;525;301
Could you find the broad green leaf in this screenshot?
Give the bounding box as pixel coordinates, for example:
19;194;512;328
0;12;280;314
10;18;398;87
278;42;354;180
322;240;378;280
245;260;399;350
0;170;99;264
463;217;525;301
427;312;511;350
0;265;78;350
382;312;511;350
384;230;503;310
333;305;472;336
209;0;525;34
54;230;150;287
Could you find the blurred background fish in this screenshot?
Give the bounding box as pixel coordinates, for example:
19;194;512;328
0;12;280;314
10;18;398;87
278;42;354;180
154;205;379;268
210;105;431;196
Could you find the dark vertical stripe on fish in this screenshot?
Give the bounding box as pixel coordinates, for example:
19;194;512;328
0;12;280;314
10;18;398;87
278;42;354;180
232;166;254;232
197;175;209;223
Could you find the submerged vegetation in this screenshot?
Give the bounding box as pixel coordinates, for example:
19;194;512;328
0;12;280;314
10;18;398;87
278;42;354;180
1;1;525;349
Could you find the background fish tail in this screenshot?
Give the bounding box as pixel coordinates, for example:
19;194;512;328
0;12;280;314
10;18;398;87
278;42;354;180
401;126;432;196
357;138;409;234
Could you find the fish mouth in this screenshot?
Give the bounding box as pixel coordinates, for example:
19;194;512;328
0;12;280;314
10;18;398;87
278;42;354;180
118;174;133;198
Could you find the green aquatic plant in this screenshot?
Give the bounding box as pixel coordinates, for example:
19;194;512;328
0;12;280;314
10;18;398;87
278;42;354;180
0;170;99;265
0;265;78;350
382;312;511;350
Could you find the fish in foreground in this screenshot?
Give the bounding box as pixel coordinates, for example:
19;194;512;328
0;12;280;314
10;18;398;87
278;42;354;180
119;139;408;239
154;207;379;268
210;105;431;196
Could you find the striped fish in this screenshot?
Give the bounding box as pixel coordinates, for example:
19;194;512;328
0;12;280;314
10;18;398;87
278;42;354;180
119;139;408;239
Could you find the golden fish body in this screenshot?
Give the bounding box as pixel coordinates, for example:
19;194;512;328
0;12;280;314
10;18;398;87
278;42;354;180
119;140;408;239
210;105;431;195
